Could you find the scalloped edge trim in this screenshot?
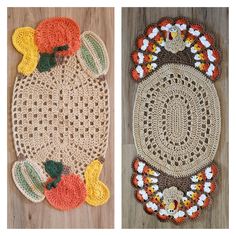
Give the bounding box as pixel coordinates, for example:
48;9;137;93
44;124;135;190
131;156;219;224
130;16;222;83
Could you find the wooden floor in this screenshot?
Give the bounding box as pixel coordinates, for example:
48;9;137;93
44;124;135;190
122;8;229;229
7;7;114;229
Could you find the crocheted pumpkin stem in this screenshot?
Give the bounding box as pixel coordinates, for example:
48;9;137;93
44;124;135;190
17;153;27;161
53;45;69;52
46;176;61;190
44;160;63;190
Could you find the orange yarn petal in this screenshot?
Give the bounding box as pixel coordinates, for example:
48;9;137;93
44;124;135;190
35;17;80;56
44;174;86;211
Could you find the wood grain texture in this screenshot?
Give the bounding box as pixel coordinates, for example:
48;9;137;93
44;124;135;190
122;7;228;229
7;7;114;229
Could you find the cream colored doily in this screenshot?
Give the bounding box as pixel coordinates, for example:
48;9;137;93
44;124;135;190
133;63;221;177
12;54;110;177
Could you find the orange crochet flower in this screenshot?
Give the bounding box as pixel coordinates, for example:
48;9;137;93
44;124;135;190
44;174;87;211
35;17;80;56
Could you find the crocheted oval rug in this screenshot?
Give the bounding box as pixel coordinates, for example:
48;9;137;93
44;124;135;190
11;17;110;210
130;17;221;224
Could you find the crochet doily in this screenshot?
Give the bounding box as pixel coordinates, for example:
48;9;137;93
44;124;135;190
130;17;221;224
11;17;111;210
133;64;221;177
12;54;109;177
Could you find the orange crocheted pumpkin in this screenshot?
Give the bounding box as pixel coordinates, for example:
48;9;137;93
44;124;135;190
44;174;87;211
35;17;80;56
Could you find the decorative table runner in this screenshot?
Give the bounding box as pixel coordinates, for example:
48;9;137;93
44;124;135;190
130;17;221;223
11;17;110;210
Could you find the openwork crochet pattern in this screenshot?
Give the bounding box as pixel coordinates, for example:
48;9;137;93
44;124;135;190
133;64;221;177
130;17;222;224
12;54;110;177
11;17;110;211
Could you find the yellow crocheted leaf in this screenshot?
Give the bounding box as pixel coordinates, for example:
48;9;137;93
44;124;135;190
12;27;39;75
85;160;110;206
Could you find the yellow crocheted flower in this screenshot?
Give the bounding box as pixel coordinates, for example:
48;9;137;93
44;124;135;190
12;27;39;75
85;160;110;206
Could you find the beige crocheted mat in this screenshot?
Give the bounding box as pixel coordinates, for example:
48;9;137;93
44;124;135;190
133;63;221;177
12;54;110;177
130;17;222;224
11;17;111;210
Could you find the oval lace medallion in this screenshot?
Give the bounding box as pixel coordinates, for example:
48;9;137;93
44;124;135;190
133;63;221;177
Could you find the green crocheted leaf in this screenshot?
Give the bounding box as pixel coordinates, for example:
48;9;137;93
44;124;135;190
53;45;69;52
37;45;68;72
37;53;57;72
44;160;63;178
44;160;63;190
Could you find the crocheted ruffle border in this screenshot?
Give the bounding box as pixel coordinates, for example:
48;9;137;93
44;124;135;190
131;157;218;224
130;17;222;82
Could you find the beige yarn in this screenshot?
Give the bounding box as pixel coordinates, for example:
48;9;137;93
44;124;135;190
12;54;110;177
133;63;221;177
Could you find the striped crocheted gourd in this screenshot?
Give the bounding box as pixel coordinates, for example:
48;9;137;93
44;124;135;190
11;17;110;211
77;31;109;78
12;158;46;203
130;17;221;224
